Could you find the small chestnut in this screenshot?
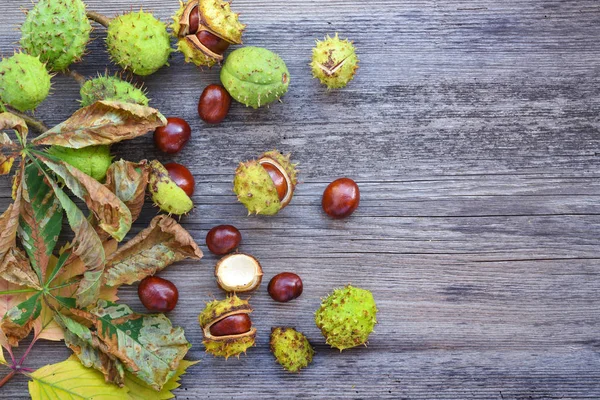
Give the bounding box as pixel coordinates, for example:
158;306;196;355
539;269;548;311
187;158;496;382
268;272;303;303
196;31;230;55
164;162;195;197
209;314;252;336
198;84;232;124
322;177;360;219
188;5;199;34
138;276;179;312
154;117;191;154
206;225;241;255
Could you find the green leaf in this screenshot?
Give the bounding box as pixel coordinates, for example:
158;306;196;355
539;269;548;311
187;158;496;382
104;215;202;288
38;155;132;242
71;300;190;391
28;359;130;399
55;313;126;386
31;101;167;149
41;171;105;308
125;359;199;400
18;162;63;279
1;291;42;343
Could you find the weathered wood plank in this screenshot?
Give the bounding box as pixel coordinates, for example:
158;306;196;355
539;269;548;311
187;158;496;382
1;0;599;398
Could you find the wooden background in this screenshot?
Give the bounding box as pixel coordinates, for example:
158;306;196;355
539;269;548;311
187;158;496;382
1;0;600;398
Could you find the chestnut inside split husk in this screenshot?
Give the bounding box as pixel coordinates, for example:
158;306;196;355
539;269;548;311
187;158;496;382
172;0;245;67
198;294;256;358
215;253;263;293
233;150;298;216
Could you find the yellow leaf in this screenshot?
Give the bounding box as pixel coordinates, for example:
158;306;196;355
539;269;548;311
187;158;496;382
29;359;130;399
0;328;7;364
124;359;199;400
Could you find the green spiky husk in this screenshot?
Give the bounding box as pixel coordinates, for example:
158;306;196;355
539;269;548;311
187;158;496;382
315;285;378;351
199;0;245;44
220;47;289;109
270;327;314;373
261;150;298;186
199;295;255;359
177;38;217;68
233;160;281;215
80;75;149;107
148;160;193;215
0;53;51;112
311;34;359;89
20;0;91;72
106;11;171;76
47;145;113;182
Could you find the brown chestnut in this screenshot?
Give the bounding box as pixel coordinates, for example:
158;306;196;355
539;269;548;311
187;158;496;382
188;6;199;34
206;225;241;255
196;31;230;55
138;276;179;312
261;163;287;201
268;272;303;303
209;314;252;336
322;178;360;219
164;162;195;196
154;117;191;154
198;84;231;124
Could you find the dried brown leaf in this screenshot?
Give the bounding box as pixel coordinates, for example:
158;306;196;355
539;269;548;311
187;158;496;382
103;215;203;287
32;101;167;149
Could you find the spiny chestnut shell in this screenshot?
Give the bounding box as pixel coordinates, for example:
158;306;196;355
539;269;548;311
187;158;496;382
106;10;171;76
148;160;193;215
214;253;263;293
233;150;298;216
0;53;51;112
315;285;378;351
270;327;314;373
311;33;359;89
47;145;113;182
220;47;290;108
199;294;256;359
20;0;92;72
80;74;149;107
172;0;245;67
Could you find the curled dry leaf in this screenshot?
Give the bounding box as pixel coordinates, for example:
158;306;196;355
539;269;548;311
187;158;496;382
0;133;16;176
0;112;28;144
32;100;167;149
0;247;39;289
103;215;203;288
39;155;132;242
66;300;190;390
0;170;23;281
104;160;149;224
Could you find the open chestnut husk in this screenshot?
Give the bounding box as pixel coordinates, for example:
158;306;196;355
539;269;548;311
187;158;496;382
215;253;263;292
198;294;256;358
172;0;245;67
233;150;298;215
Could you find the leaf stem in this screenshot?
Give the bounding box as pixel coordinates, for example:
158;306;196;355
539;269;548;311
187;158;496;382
0;288;40;295
49;279;80;291
17;336;38;367
3;107;48;133
0;370;15;388
87;10;112;27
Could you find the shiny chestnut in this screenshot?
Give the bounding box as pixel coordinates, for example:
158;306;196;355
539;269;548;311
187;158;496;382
188;5;199;34
261;163;287;201
209;314;252;336
154;117;191;154
196;31;230;55
138;276;179;312
198;84;231;124
322;178;360;219
268;272;303;303
206;225;241;255
164;162;195;196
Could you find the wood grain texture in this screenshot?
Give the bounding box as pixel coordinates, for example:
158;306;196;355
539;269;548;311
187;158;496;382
1;0;600;398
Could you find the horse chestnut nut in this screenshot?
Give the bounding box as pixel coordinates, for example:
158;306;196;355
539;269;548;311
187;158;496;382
322;177;360;219
154;117;191;154
138;276;179;312
198;84;231;124
164;162;195;196
206;225;241;255
268;272;303;303
209;314;252;336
